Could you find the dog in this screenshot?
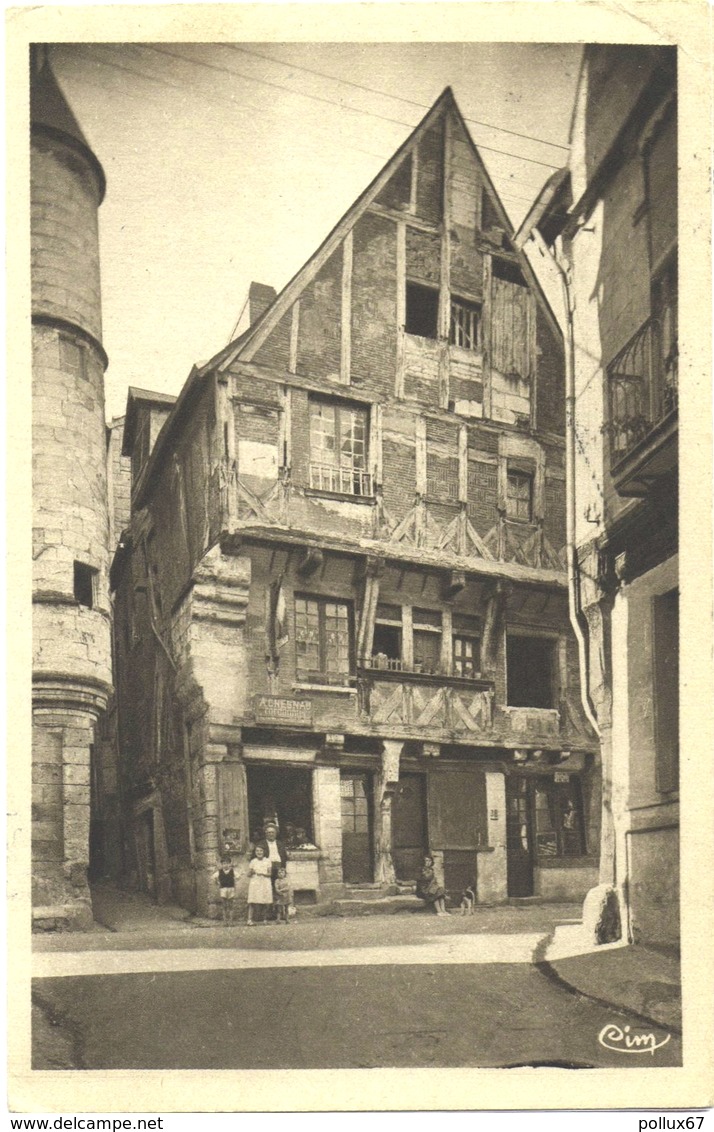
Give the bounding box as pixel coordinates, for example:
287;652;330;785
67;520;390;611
460;885;476;915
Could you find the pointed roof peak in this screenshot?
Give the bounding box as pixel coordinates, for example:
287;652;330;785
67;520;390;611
30;46;106;202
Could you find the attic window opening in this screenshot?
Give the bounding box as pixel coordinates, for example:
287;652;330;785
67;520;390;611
450;297;482;350
406;282;439;339
492;258;526;288
74;561;98;608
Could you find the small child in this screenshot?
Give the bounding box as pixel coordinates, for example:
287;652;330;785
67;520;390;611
213;855;237;924
460;884;476;915
246;844;273;926
416;855;448;916
273;866;293;924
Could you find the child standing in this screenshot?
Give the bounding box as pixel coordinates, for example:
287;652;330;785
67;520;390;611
246;844;273;925
212;855;237;925
416;855;448;916
273;866;293;924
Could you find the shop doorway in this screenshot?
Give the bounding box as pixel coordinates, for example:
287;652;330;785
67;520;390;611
392;773;427;881
506;776;534;896
340;771;373;883
246;764;314;845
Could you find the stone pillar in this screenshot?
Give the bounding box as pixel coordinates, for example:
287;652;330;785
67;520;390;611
477;772;508;904
312;766;343;897
374;740;402;886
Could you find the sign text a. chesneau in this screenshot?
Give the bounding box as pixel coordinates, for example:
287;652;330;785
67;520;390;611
253;694;313;727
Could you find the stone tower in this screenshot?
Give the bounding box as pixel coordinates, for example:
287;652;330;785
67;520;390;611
31;47;112;929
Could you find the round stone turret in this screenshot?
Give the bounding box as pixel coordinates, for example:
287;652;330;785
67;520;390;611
31;47;112;928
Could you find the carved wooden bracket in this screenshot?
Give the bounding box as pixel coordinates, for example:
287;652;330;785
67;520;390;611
297;547;324;577
441;569;466;601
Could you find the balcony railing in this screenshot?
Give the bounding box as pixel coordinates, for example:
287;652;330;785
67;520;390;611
309;462;373;497
361;656;484;682
607;315;678;467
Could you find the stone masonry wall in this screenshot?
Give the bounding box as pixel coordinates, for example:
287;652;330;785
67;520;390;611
31;137;103;343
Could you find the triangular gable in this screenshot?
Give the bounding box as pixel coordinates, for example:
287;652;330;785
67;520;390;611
211;88;456;373
210;86;561;376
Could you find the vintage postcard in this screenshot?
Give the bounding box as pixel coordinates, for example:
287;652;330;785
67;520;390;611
6;0;713;1117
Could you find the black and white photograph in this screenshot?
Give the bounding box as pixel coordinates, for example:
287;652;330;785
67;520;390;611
8;1;713;1116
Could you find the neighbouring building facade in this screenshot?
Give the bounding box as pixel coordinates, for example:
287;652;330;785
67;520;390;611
112;89;599;918
518;47;678;948
31;48;113;929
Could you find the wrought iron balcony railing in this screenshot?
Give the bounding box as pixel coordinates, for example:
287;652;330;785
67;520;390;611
607;315;678;467
309;462;373;497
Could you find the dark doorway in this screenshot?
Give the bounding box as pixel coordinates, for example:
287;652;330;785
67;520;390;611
340;771;373;883
506;776;534;897
392;773;427;881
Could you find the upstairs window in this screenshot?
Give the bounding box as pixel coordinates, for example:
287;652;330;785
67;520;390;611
452;614;482;678
450;297;482;351
309;398;371;497
507;635;556;709
413;608;442;675
74;561;98;608
405;281;439;339
371;603;403;670
295;596;352;685
506;468;533;523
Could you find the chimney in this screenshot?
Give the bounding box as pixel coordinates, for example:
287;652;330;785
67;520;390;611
249;282;277;325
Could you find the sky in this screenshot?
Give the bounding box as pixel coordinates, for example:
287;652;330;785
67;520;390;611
49;42;582;420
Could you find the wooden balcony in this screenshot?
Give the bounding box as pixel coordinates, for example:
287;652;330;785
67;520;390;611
607;316;678;497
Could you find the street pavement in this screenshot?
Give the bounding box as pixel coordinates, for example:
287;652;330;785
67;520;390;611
32;893;681;1072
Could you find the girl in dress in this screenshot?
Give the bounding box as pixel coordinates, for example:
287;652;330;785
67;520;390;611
246;844;273;925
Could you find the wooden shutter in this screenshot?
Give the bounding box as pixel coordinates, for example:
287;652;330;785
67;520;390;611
491;276;531;379
219;762;248;851
427;766;487;849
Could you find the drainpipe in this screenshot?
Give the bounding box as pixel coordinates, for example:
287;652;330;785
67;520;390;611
551;238;601;740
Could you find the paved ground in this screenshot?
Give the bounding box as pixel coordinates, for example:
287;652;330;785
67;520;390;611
32;887;681;1072
32;961;679;1071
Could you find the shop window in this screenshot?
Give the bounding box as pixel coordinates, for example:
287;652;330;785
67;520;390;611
450;297;482;351
308;397;371;496
295;595;352;685
74;561;97;608
507;635;555;708
653;588;679;794
533;777;585;858
247;764;314;846
413;608;442;675
405;281;439;339
506;468;533;522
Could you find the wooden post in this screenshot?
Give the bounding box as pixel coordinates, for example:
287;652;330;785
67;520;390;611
340;231;353;385
375;740;402;886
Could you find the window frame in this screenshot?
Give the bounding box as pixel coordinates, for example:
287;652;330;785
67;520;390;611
506;633;557;709
505;467;534;523
73;561;98;609
294;593;354;686
308;396;372;498
449;295;482;351
452;634;482;679
532;776;586;859
405;280;440;340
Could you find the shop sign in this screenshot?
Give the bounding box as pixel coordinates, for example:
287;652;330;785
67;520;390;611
253;695;313;726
